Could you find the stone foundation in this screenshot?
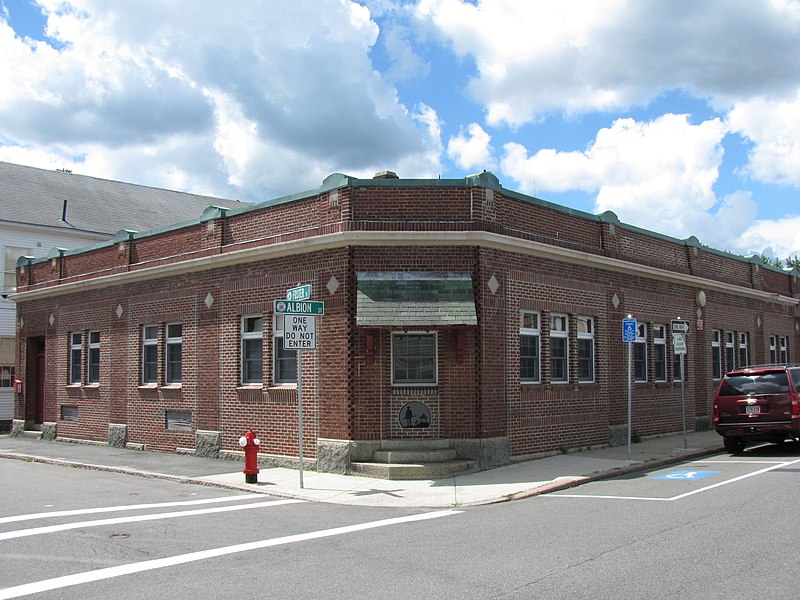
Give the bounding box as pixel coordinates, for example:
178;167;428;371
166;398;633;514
107;423;128;448
195;430;221;458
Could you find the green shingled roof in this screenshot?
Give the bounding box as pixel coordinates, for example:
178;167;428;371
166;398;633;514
356;272;477;327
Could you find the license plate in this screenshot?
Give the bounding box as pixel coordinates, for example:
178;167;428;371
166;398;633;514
746;405;761;415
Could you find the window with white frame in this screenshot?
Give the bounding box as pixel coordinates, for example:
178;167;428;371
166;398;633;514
165;323;182;384
68;332;82;384
0;365;13;388
712;330;722;379
725;331;735;372
633;323;647;382
779;335;789;363
87;331;100;384
3;246;28;295
241;316;263;384
142;325;158;384
520;311;541;383
550;314;569;383
653;325;667;382
273;315;297;384
392;332;437;385
769;335;778;364
738;332;749;368
577;316;595;383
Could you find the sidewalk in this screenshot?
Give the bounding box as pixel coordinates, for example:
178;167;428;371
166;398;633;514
0;431;724;508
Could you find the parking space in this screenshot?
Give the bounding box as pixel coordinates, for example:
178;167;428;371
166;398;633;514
546;442;800;502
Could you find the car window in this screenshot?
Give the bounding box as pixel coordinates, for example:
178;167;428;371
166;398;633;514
718;371;790;396
790;369;800;392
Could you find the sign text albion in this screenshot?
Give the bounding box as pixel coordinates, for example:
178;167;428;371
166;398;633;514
274;300;325;315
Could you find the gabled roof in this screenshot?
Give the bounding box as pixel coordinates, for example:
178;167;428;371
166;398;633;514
0;161;244;236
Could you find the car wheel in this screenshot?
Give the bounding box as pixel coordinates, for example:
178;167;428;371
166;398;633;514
723;437;746;454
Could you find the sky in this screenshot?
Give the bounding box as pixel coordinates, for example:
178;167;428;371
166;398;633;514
1;0;799;261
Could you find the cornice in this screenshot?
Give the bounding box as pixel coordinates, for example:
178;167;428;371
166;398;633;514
11;230;798;307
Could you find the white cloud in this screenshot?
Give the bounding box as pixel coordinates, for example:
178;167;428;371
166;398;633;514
447;123;495;171
416;0;800;125
0;0;438;199
500;114;750;246
727;92;800;187
734;214;800;259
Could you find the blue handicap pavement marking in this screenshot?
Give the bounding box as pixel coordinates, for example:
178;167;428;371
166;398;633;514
652;470;720;481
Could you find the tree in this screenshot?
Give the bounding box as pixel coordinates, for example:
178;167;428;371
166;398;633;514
786;255;800;272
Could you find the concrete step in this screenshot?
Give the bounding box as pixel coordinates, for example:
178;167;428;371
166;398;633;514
372;449;458;464
18;430;42;440
379;439;452;451
349;459;480;480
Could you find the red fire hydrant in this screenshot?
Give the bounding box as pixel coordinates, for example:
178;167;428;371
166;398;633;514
238;430;260;484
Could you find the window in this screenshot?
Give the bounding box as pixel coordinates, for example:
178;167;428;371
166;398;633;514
520;311;540;383
779;336;789;363
392;332;437;385
725;331;735;372
653;325;667;382
577;316;594;383
142;325;158;384
738;332;749;369
165;410;192;431
712;330;722;379
550;314;569;383
87;331;100;384
241;316;263;384
166;323;182;384
0;365;13;388
770;335;778;364
61;406;79;422
273;315;297;384
633;323;647;382
3;246;29;295
69;332;82;384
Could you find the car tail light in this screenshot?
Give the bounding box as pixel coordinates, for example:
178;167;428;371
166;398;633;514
713;398;719;423
791;392;800;418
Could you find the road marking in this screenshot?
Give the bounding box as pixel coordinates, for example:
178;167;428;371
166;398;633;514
0;499;303;541
0;509;461;600
546;457;800;502
0;494;262;524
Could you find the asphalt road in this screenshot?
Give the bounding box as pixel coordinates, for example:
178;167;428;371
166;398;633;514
2;443;799;599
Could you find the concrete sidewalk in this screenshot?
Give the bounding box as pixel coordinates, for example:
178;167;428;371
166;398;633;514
0;431;724;508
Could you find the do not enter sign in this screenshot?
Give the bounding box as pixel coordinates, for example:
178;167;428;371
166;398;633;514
284;315;316;349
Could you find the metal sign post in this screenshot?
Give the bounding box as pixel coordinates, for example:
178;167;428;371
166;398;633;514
672;318;689;450
622;316;637;463
277;287;323;491
296;349;304;489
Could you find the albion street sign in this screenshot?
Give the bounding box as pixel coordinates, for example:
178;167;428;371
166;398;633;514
274;300;325;315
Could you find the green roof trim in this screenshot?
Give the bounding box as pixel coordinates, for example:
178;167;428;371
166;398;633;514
356;272;477;327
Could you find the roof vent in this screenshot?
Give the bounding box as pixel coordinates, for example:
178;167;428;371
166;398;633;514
373;170;399;179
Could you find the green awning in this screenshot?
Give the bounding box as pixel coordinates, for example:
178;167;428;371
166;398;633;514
356;272;477;327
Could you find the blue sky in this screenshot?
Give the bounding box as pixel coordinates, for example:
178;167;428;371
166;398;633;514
1;0;799;259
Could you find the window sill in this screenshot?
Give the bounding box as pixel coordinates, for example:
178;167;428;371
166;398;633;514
137;384;158;390
84;383;100;388
269;383;297;390
66;384;82;389
161;384;182;390
237;384;264;391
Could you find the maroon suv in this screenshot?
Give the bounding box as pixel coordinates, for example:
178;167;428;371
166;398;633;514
714;364;800;454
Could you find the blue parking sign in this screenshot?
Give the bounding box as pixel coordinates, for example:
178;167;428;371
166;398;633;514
622;317;637;342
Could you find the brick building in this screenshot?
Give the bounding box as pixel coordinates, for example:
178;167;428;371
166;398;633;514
11;171;800;476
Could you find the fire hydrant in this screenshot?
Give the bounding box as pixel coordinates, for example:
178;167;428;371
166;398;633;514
238;430;260;484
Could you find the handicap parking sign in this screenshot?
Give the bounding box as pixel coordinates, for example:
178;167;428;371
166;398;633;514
652;470;720;480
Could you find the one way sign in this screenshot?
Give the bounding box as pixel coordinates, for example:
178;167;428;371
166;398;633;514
284;315;316;349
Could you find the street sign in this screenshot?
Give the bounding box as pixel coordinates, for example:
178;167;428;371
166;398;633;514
622;317;637;342
284;315;316;349
286;284;312;302
671;319;689;334
672;333;687;355
274;300;325;315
